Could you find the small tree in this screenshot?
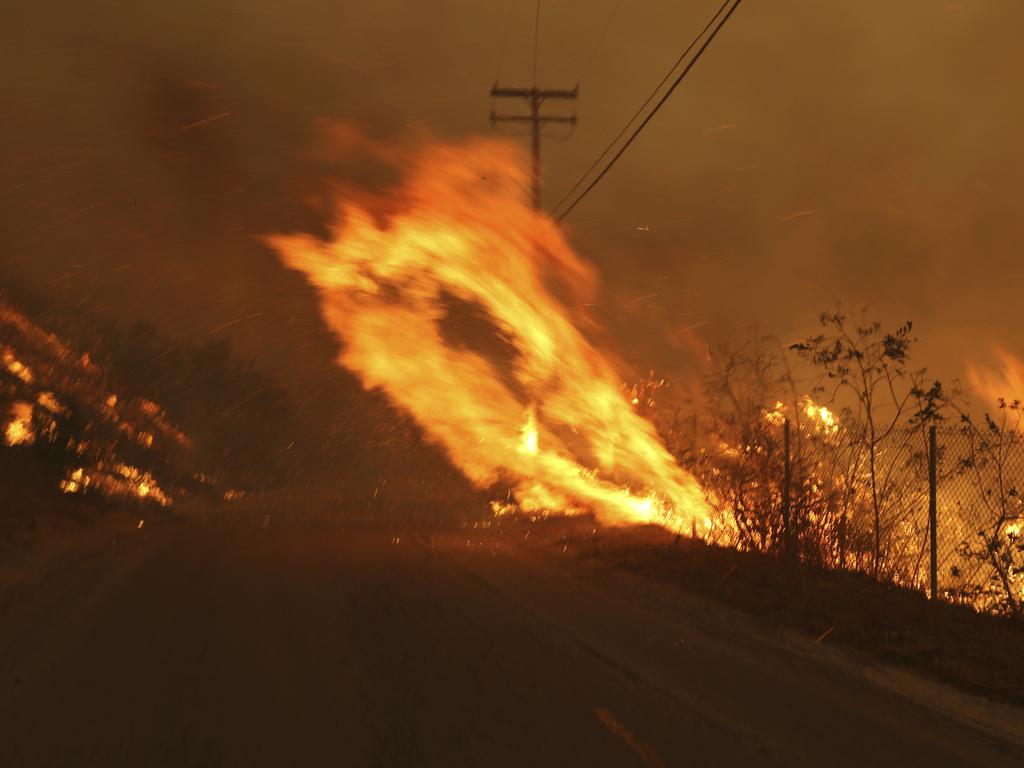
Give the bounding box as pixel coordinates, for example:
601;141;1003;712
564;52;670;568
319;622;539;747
952;401;1024;615
791;311;945;576
699;340;792;553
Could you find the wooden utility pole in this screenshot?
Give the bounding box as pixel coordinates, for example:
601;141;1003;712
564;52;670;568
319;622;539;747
929;424;938;599
490;84;578;210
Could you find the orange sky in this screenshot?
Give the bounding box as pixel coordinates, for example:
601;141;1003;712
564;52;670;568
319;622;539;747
3;0;1022;409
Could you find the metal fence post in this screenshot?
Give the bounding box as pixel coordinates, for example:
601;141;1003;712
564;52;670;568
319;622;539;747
838;506;847;570
929;424;938;599
783;418;792;558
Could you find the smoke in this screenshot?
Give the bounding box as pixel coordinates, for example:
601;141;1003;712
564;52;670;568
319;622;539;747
2;0;1020;439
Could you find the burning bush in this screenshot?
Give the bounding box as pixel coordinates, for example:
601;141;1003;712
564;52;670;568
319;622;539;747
1;290;299;508
635;311;1024;616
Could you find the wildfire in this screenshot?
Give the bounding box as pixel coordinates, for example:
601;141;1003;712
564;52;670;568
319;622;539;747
803;397;838;433
4;401;35;446
519;406;539;456
764;397;839;434
269;131;710;530
966;346;1024;407
1;299;189;506
59;463;171;506
3;348;34;384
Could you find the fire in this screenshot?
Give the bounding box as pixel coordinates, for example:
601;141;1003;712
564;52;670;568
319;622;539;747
519;406;539;456
966;346;1024;407
59;463;171;506
764;397;839;434
803;397;838;433
3;348;34;384
4;401;35;446
269;132;710;529
2;299;188;505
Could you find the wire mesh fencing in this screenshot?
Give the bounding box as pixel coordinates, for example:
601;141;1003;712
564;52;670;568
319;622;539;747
934;422;1024;614
687;412;1024;616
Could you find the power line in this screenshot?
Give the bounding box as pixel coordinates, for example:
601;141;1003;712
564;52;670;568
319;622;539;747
491;85;578;210
533;0;541;85
578;0;623;82
493;0;517;82
551;0;732;217
554;0;744;221
490;0;579;211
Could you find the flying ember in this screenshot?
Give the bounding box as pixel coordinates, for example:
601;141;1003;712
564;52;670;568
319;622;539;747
268;132;710;530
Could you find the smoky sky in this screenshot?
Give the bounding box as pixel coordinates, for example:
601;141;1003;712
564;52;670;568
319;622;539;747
3;0;1023;412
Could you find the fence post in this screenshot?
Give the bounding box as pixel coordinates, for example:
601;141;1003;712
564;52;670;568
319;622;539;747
838;507;847;570
929;423;938;599
783;418;792;558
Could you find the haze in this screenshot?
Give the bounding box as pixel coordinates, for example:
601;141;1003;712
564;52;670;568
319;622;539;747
4;0;1021;403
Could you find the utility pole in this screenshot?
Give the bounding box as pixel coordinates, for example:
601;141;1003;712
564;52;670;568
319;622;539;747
490;84;578;210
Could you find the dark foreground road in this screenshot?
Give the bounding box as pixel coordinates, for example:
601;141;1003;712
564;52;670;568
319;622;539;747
1;515;1021;767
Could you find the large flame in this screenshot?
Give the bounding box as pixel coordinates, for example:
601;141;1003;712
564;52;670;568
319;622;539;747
268;133;710;529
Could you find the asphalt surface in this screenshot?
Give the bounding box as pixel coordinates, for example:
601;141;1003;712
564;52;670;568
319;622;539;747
1;516;1021;767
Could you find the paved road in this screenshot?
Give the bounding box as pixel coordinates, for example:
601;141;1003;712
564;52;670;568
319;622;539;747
1;518;1021;767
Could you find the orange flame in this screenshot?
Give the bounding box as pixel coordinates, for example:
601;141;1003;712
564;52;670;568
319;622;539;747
268;133;710;530
4;401;35;446
966;346;1024;408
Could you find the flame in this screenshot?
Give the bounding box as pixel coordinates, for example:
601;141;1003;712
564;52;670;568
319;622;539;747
269;132;709;529
519;406;539;456
966;346;1024;407
1;299;190;505
36;391;68;416
59;463;171;506
765;401;786;426
803;396;838;433
3;348;34;384
4;402;35;446
764;397;838;434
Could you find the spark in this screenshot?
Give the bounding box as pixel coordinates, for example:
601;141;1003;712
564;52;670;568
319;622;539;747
676;321;710;336
207;312;265;335
815;627;836;644
179;112;231;131
778;209;817;222
594;708;664;768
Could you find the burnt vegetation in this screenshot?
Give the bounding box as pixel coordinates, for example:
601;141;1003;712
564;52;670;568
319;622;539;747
647;309;1022;617
1;285;300;510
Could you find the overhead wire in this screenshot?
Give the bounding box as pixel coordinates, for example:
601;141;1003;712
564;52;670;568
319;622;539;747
577;0;623;83
533;0;541;85
493;0;517;83
552;0;733;217
553;0;743;221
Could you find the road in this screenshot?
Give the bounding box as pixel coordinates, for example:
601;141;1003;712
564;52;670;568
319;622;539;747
1;515;1021;767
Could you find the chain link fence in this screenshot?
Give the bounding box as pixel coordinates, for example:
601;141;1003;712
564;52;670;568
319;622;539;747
935;424;1024;613
687;413;1024;616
